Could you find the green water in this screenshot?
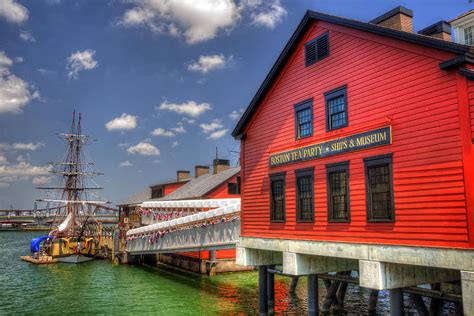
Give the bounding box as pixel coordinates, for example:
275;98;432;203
0;231;399;315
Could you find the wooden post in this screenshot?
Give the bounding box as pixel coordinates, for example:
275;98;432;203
267;265;275;312
321;280;340;312
259;266;268;316
307;274;319;316
429;283;441;315
389;288;404;316
289;276;299;295
368;289;379;315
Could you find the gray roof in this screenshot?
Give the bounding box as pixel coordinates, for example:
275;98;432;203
117;187;151;206
150;167;240;201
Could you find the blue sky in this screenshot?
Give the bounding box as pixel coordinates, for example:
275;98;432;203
0;0;472;209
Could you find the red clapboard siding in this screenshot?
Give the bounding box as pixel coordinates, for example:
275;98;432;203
164;181;187;196
468;81;474;140
241;20;472;249
204;174;240;199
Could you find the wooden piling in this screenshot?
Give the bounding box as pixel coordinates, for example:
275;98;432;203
258;266;268;316
307;275;319;316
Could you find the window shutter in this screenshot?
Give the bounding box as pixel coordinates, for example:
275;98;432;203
304;41;317;66
305;32;329;67
316;34;329;60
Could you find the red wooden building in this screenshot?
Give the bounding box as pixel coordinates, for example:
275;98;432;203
232;7;474;314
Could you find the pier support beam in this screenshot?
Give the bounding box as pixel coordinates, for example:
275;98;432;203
359;260;460;290
283;252;358;276
461;271;474;314
258;265;268;316
368;290;379;315
307;274;319;316
236;247;282;266
389;288;404;316
209;250;216;262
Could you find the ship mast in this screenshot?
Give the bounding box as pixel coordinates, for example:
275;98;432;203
36;111;108;237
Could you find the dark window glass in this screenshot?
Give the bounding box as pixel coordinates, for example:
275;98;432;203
325;86;348;131
151;187;164;199
365;155;394;221
270;174;285;222
296;169;314;222
227;177;241;195
294;99;313;139
327;162;350;222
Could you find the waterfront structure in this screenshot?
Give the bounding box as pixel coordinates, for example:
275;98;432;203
138;159;244;273
231;6;474;315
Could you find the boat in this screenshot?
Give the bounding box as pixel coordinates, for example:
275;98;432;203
23;111;109;264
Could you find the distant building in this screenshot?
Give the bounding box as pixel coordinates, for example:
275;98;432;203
450;10;474;45
139;159;243;274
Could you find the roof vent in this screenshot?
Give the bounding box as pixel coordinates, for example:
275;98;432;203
370;6;413;32
305;33;329;67
418;21;451;41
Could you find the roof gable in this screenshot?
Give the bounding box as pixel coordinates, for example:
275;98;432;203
232;10;472;138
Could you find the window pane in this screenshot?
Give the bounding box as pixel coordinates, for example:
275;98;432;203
328;95;346;129
465;26;474;45
368;164;392;219
329;170;348;220
271;179;285;221
297;175;313;221
297;107;312;137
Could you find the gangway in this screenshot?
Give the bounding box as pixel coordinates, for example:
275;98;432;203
126;199;240;254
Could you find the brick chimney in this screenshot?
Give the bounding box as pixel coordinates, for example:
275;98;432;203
176;170;190;182
195;165;210;178
370;6;413;32
418;21;451;41
213;159;230;175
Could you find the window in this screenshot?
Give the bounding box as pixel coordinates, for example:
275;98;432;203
270;173;285;222
325;86;348;131
305;32;329;67
228;176;241;195
326;162;350;222
364;154;395;222
464;26;474;45
296;168;314;222
294;99;313;139
151;186;164;199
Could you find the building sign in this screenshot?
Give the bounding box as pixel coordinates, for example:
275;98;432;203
269;126;391;167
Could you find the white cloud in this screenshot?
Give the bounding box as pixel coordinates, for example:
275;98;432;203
229;108;244;120
12;142;44;151
117;142;130;148
66;49;98;79
200;119;223;133
15;57;23;63
247;0;286;29
0;0;29;24
32;176;51;185
171;141;179;148
19;30;35;42
171;123;186;133
0;155;8;165
0;162;51;186
127;142;160;156
188;54;231;74
151;127;175;137
0;142;44;151
119;160;133;167
38;68;54;75
105;113;137;131
209;129;229;140
158;100;211;117
16;154;26;162
119;0;238;44
0;51;39;114
118;0;286;44
0;182;10;188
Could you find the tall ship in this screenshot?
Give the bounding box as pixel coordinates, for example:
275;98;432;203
22;112;109;264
